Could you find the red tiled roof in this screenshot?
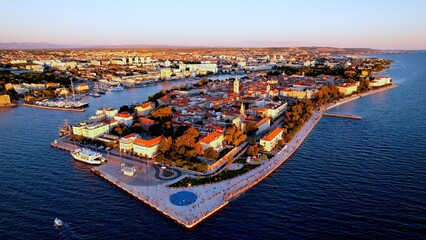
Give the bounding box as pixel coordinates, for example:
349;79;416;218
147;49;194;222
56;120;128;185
133;136;163;148
103;119;118;124
158;95;171;104
260;128;283;142
115;112;132;118
139;117;155;124
199;132;223;144
210;125;224;131
137;102;153;109
255;117;271;127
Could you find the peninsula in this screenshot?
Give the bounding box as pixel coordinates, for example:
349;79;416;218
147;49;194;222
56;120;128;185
46;50;397;228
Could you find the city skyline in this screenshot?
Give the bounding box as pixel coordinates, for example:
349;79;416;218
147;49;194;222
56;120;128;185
1;0;426;50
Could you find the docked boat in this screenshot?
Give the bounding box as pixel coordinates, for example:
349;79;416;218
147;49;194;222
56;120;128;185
54;218;63;227
33;99;88;110
109;84;124;92
71;148;105;165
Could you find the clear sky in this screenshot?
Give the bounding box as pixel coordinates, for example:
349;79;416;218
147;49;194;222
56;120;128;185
1;0;425;49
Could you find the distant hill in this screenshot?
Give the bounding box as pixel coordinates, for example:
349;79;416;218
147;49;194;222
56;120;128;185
0;42;76;50
0;42;400;53
0;42;207;50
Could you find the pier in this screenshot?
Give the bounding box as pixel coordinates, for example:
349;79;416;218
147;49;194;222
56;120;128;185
323;113;362;120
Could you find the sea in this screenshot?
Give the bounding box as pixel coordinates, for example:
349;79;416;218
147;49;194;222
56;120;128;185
0;56;424;239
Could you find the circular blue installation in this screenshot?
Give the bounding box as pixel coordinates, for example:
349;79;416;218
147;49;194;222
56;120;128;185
170;191;197;206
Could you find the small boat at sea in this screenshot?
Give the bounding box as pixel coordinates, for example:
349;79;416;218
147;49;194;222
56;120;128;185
54;218;63;227
71;148;105;165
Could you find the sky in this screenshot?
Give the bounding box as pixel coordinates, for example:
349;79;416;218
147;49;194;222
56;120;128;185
1;0;425;49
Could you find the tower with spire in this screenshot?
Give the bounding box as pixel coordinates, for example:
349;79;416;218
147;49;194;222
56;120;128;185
240;102;245;115
234;76;239;94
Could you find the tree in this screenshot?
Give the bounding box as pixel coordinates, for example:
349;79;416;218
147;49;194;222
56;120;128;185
112;125;123;136
212;105;221;112
245;121;258;136
247;144;260;156
154;152;167;164
130;122;143;133
358;78;370;92
119;105;130;113
225;124;247;146
158;136;172;153
204;147;219;160
173;127;200;156
151;106;172;122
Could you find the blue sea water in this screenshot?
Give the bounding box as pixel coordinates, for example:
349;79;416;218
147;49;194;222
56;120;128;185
0;54;424;239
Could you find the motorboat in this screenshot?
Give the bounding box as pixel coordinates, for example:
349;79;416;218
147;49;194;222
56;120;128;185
54;218;63;227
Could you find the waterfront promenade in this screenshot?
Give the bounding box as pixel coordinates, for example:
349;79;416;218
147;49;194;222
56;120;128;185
53;83;399;228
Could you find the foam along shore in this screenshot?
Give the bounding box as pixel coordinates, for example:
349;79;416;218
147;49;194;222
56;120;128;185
79;83;399;228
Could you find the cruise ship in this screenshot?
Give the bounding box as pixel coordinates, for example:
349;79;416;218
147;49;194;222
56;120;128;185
70;148;105;165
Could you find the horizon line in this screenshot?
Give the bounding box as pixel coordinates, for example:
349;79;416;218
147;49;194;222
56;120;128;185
0;42;423;51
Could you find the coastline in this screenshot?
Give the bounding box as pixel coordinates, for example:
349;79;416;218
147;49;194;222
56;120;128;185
327;84;399;111
0;103;18;108
52;83;399;228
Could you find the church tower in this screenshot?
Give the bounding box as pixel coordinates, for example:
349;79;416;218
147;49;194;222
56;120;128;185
234;76;239;94
240;102;245;115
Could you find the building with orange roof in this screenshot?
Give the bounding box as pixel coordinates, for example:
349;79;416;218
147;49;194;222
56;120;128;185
119;133;140;153
260;127;283;151
102;119;119;129
157;94;171;105
135;102;155;116
255;117;271;135
133;136;163;158
198;132;224;152
139;117;155;130
210;125;225;133
114;112;133;126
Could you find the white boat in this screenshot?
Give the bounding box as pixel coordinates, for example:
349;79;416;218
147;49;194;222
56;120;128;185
71;148;105;165
109;84;124;92
54;218;63;227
